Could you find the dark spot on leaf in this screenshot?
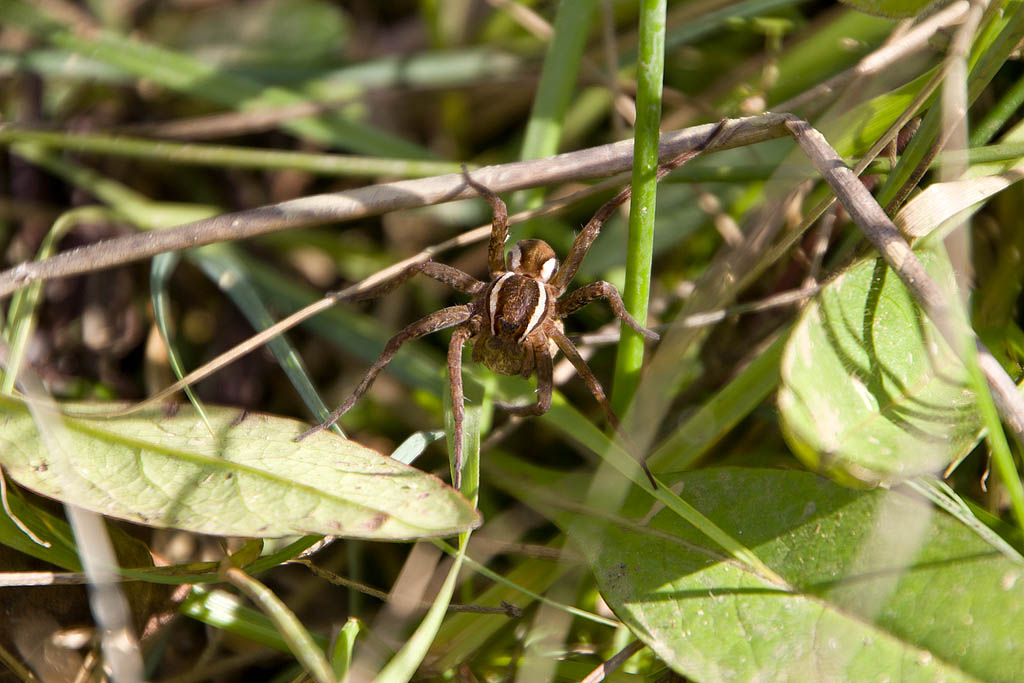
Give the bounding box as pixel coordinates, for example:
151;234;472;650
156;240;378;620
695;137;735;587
34;461;48;472
163;402;181;418
231;410;249;428
360;513;388;531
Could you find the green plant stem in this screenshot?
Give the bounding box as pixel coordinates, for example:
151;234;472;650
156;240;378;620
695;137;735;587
611;0;665;415
970;70;1024;146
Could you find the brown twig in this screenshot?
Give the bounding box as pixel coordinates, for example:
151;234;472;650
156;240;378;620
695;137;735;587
580;640;646;683
783;116;1024;453
0;115;790;299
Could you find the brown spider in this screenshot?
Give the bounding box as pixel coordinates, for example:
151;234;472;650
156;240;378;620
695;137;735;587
301;124;724;489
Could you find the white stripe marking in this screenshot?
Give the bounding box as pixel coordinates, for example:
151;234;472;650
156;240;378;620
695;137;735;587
521;281;547;340
489;272;514;336
539;257;557;282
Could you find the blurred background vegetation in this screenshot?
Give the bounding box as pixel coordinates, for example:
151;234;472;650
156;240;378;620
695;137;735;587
2;0;1024;680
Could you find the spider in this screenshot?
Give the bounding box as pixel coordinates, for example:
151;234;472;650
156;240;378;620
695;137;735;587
301;124;725;489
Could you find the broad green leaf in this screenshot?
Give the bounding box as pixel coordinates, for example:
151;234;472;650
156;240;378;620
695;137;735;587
490;458;1024;681
778;249;981;485
0;397;479;540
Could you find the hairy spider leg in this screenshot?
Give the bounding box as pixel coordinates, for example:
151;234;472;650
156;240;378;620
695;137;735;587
550;328;658;488
342;260;485;302
558;281;659;342
298;305;472;440
447;322;479;490
550;119;730;295
462;165;509;276
497;337;554;418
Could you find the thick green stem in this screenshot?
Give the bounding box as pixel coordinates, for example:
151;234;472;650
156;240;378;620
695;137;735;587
611;0;665;415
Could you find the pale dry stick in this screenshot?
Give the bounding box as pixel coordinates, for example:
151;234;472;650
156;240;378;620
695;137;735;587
936;1;986;293
886;2;993;213
63;174;656;419
580;640;646;683
573;283;825;345
784;116;1024;450
750;35;961;288
775;1;971;113
0;116;790;300
11;368;144;682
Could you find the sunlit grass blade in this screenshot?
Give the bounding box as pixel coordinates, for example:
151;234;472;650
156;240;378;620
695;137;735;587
2;206;116;394
374;536;469;683
224;567;335;683
150;251;212;432
181;586;329;654
186;244;338;431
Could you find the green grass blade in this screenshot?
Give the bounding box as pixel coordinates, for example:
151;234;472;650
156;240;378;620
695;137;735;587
1;0;432;158
373;537;468;683
513;0;597;214
2;206;115;393
150;252;213;432
224;567;335;683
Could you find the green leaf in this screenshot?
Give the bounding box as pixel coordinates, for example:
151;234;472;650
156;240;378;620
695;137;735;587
837;0;937;19
0;397;479;540
588;469;1023;681
493;460;1024;681
778;249;981;485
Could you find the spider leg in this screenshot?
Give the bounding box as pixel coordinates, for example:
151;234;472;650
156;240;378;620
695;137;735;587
462;165;509;277
498;337;553;417
344;260;485;302
550;119;730;295
549;328;658;488
558;281;659;342
297;305;472;440
447;322;477;490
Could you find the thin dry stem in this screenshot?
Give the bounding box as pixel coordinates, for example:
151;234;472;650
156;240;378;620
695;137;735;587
0;116;789;299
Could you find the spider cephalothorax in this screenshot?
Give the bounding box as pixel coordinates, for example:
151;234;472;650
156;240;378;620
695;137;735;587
301;124;725;488
472;239;562;378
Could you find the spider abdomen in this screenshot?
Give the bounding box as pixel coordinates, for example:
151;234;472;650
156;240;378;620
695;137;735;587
487;273;549;342
469;272;556;377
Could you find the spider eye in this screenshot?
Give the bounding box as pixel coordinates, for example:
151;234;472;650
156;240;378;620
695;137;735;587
539;257;558;282
507;243;522;272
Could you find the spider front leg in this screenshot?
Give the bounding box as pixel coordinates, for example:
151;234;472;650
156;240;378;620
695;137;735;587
462;166;509;277
344;260;485;302
549;119;730;295
549;328;658;488
447;320;482;490
559;281;659;342
298;305;472;440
